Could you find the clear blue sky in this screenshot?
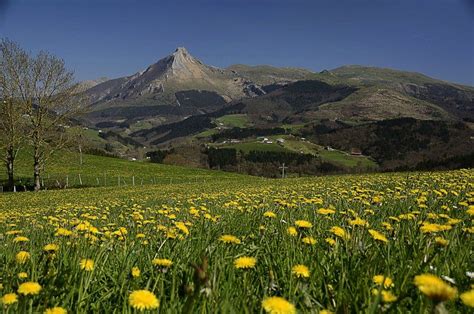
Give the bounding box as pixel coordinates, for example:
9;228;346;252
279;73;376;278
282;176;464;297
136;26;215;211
1;0;473;85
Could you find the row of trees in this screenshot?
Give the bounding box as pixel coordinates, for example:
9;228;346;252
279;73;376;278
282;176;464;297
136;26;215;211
0;39;83;191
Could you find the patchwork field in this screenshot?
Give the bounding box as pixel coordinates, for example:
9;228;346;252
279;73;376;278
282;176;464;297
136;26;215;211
0;169;473;312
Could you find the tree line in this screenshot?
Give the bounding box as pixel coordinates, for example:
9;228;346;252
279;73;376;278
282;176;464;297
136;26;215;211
0;39;84;191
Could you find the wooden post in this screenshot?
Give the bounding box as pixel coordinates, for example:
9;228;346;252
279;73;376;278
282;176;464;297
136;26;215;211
96;177;100;186
78;174;82;185
132;176;135;186
118;175;120;187
66;175;69;188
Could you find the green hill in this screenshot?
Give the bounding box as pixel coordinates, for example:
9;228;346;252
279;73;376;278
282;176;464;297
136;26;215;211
0;150;247;190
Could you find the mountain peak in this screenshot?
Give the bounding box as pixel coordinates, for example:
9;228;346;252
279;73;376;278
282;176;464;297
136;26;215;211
174;47;189;55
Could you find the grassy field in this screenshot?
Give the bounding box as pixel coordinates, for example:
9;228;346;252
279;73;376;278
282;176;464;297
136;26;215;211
0;169;473;312
0;150;244;189
215;114;252;128
216;135;378;170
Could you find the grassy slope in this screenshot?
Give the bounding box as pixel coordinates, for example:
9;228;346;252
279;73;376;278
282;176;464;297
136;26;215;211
215;135;378;169
1;150;246;188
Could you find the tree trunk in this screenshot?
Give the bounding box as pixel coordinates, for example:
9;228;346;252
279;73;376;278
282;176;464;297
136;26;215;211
6;147;15;191
33;149;41;191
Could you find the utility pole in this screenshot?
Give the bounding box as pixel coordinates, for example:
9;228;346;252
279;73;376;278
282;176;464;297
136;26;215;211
279;163;287;178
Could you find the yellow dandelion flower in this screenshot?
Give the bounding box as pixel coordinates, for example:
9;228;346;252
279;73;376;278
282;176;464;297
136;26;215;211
371;289;398;303
330;226;350;240
349;217;368;227
13;236;29;243
320;310;333;314
466;206;474;216
435;237;449;246
18;272;28;279
44;307;67;314
295;220;313;229
126;265;139;278
55;228;72;236
287;227;298;236
368;229;388;243
373;275;394;288
317;208;336;215
80;259;94;271
17;282;42;295
152;258;173;268
1;293;18;305
262;296;296;314
325;238;336;246
460;289;474;307
420;223;452;233
414;274;457;302
234;256;257;269
219;235;241;244
43;243;59;252
128;290;160;310
381;222;393;231
264;211;277;218
292;264;310;278
16;251;31;264
301;236;317;245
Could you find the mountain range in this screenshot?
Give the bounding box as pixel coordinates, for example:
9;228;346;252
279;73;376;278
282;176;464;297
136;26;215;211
78;47;474;173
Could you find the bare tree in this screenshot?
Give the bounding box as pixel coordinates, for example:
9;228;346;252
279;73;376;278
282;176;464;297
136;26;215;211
25;51;84;191
0;39;29;191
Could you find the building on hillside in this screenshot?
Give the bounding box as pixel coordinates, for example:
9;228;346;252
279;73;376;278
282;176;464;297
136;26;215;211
351;148;362;156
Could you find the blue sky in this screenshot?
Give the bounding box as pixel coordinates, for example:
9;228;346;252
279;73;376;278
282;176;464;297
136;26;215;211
0;0;473;84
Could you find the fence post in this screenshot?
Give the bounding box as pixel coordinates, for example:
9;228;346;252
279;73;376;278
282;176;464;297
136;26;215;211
66;175;69;188
132;176;135;186
79;174;82;186
118;175;120;187
96;177;100;186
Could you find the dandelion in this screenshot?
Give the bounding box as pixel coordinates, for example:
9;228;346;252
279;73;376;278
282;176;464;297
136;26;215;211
295;220;313;228
80;259;94;271
234;256;257;269
414;274;457;301
152;258;173;268
44;307;67;314
264;211;277;218
373;275;394;288
55;228;72;236
17;281;42;295
325;238;336;246
131;267;141;278
349;217;368;227
18;272;28;279
301;236;316;245
128;290;160;310
43;243;59;252
1;293;18;305
317;208;335;215
330;226;350;240
460;289;474;307
292;264;310;278
420;223;452;233
371;289;398;303
219;234;241;244
368;229;388;243
13;236;29;243
16;251;31;264
262;296;296;314
287;227;298;236
435;237;449;246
